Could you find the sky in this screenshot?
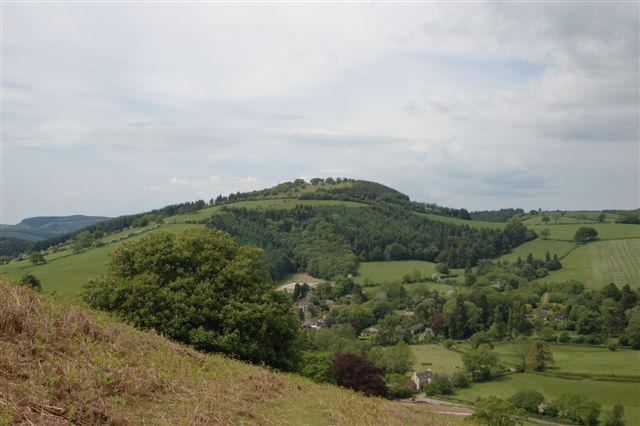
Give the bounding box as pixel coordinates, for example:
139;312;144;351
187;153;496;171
1;2;638;224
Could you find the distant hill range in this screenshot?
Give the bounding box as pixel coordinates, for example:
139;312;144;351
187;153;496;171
0;215;110;241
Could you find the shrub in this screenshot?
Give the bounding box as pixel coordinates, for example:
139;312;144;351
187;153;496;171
443;339;455;349
451;371;469;388
469;396;521;426
556;393;601;425
18;274;41;291
423;374;453;396
604;403;625;426
572;335;585;344
388;385;416;399
558;332;571;343
585;334;606;345
509;390;545;414
624;316;640;349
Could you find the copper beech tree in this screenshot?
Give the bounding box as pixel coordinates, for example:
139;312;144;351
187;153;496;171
331;353;388;397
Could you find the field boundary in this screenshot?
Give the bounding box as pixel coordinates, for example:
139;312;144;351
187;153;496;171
528;370;640;383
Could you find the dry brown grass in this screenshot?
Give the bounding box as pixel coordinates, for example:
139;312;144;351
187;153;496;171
0;282;459;425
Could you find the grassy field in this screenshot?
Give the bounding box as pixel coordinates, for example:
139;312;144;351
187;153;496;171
522;211;622;225
590;239;640;287
164;199;368;223
411;345;464;375
1;281;452;425
528;222;639;241
418;213;507;230
363;281;458;301
542;239;640;289
356;260;440;284
411;342;640;420
498;239;576;263
0;223;203;297
489;342;640;378
402;281;460;296
454;373;640;421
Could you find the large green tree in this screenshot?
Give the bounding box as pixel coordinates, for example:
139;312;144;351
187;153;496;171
624;316;640;349
604;404;625;426
526;341;554;371
468;396;521;426
573;227;599;243
28;251;47;265
82;229;301;370
462;345;499;382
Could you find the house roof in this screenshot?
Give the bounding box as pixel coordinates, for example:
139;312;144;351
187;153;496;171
416;371;433;382
404;379;418;390
409;323;425;332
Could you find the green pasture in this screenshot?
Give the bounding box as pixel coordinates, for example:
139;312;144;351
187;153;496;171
490;342;640;378
356;260;440;284
498;239;576;263
454;373;640;421
101;224;160;242
42;247;76;262
589;239;640;287
164;206;220;223
363;282;458;301
523;215;589;225
522;211;622;225
402;281;459;296
164;199;368;223
418;213;507;230
298;181;354;194
542;239;640;289
529;222;639;241
411;344;464;375
0;223;203;297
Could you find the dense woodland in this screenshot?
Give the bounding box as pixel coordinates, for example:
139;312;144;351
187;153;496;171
207;203;536;280
470;208;526;223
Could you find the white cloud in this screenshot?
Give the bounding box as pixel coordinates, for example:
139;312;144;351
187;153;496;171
158;175;266;200
208;153;235;162
45;188;79;200
1;2;637;222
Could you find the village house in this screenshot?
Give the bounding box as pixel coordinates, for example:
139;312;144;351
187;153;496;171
410;370;434;390
360;325;379;337
296;290;314;311
302;318;322;330
408;322;425;336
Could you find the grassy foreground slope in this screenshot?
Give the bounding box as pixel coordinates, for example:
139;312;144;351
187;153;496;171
0;282;453;426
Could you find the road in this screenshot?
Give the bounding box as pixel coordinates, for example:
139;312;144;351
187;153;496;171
400;395;473;417
402;394;570;425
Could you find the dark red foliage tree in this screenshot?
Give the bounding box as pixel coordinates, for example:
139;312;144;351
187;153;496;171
429;313;447;336
331;353;388;398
